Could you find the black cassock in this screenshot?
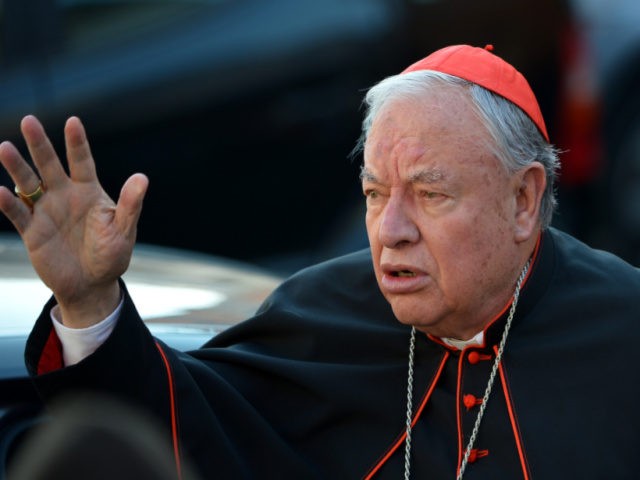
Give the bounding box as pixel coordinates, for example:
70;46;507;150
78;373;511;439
26;228;640;479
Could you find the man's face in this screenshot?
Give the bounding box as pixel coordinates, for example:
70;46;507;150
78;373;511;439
362;87;525;339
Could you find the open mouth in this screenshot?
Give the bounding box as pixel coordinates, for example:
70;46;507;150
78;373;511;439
391;270;416;278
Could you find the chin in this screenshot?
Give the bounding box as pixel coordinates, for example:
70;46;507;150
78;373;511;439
387;296;455;337
390;302;436;329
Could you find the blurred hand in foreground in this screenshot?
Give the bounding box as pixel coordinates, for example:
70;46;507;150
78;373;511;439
0;116;148;328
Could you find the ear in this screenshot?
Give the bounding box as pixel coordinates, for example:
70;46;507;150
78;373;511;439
513;162;546;243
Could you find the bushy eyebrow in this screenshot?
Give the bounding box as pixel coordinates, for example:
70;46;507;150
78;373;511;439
359;166;377;183
359;166;448;184
408;169;448;184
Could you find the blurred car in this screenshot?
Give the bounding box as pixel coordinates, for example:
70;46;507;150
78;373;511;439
0;0;573;273
0;232;282;478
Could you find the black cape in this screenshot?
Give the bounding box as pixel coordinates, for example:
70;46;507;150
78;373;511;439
26;228;640;479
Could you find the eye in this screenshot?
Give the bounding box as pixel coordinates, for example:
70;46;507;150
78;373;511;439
365;189;379;199
363;188;386;207
421;190;443;200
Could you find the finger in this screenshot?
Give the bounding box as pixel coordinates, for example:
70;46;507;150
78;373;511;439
64;116;98;183
0;185;31;234
0;141;42;194
20;115;68;189
115;173;149;238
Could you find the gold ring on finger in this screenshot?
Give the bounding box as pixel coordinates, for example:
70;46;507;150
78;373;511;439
15;181;45;207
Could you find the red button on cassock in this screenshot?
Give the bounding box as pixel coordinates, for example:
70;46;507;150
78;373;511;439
463;394;482;410
468;448;489;463
467;351;492;364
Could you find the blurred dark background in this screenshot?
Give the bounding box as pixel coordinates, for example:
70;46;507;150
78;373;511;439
1;0;639;273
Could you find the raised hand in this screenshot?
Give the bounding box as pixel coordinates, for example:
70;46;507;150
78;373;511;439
0;116;148;328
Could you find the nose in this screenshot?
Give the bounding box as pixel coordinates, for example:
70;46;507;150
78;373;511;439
378;193;420;248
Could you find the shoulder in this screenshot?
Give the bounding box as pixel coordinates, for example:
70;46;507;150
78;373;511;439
272;249;379;304
209;249;403;357
252;249;386;317
531;228;640;340
547;227;640;290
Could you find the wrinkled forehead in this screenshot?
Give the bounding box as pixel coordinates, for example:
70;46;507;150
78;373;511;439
363;89;493;168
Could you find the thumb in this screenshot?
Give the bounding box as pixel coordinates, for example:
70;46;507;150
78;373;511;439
115;173;149;236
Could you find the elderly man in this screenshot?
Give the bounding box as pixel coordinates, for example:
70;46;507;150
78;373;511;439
1;45;639;479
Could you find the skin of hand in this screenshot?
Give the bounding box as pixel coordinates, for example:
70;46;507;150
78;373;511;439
0;115;148;328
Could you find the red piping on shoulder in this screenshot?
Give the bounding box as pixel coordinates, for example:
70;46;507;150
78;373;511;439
155;341;182;480
363;351;450;479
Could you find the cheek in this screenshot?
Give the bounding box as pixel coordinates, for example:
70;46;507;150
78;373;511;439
430;211;507;281
364;211;377;245
365;205;387;244
466;223;516;294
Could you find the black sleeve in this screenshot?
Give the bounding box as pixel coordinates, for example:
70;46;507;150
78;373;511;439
24;250;428;479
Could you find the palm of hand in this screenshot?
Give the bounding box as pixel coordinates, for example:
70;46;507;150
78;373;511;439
26;181;127;303
0;115;148;324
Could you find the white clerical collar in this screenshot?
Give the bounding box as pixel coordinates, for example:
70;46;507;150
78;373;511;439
440;330;485;350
